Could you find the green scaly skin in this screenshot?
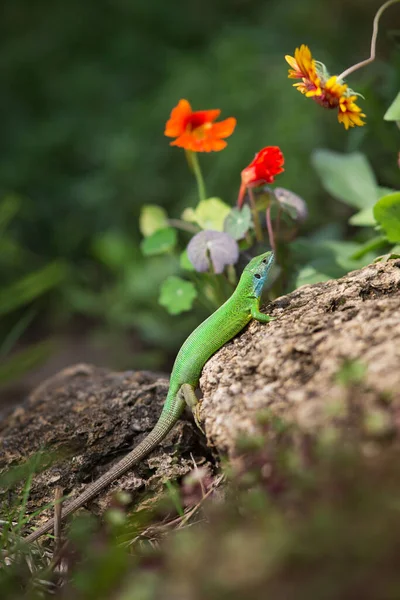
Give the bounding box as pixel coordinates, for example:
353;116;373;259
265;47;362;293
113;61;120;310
24;251;274;543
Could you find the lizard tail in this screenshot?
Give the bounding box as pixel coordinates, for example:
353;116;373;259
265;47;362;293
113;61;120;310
24;389;185;544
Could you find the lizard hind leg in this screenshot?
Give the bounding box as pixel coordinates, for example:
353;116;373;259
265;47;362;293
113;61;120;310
178;383;204;434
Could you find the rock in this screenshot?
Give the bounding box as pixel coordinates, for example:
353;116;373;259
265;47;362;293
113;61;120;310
199;260;400;455
0;364;207;526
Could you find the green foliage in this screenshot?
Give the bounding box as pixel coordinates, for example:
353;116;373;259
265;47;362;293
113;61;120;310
139;205;169;237
373;192;400;243
0;0;399;372
224;205;252;240
311;150;379;209
182;197;231;231
140;227;177;256
335;358;367;386
159;276;197;314
180;249;195;271
0;341;55;386
5;428;400;598
0;196;68;386
0;262;67;317
384;92;400;121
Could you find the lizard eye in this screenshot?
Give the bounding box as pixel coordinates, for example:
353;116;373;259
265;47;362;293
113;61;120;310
262;259;267;263
254;273;261;279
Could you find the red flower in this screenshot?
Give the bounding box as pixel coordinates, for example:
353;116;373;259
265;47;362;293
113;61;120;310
238;147;284;206
165;99;236;152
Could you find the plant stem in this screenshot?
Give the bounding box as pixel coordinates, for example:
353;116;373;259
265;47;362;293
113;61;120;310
337;0;399;80
266;204;276;251
167;218;199;234
186;150;207;202
248;188;263;242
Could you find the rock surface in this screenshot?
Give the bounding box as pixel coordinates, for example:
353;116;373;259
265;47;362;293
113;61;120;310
200;260;400;455
0;365;206;525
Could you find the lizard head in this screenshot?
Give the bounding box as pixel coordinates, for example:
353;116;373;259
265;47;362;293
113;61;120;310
244;251;274;298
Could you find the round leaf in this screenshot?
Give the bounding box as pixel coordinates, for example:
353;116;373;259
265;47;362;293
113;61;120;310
384;92;400;121
274;187;308;221
187;230;239;274
373;192;400;243
139;205;168;237
159;276;197;315
182;198;231;231
180;249;195;271
224;205;252;240
312;150;378;209
140;227;177;256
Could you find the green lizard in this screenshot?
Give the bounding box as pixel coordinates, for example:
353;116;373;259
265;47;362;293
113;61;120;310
24;250;274;543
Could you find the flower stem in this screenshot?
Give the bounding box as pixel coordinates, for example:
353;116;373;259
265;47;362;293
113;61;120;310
266;204;276;252
248;188;263;242
167;218;199;233
186;150;207;202
337;0;400;81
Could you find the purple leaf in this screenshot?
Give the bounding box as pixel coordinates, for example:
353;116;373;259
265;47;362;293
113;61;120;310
274;187;308;222
187;230;239;274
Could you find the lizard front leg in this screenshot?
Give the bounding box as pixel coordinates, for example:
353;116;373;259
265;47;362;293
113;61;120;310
251;301;274;323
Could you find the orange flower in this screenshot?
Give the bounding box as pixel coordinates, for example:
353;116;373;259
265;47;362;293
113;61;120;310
285;46;366;129
165;99;236;152
238;146;284;206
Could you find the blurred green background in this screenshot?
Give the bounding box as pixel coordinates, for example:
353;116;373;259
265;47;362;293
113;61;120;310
0;0;399;405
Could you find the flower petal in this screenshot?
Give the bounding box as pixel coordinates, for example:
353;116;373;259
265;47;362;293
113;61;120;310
166;101;235;152
210;117;237;139
164;99;192;137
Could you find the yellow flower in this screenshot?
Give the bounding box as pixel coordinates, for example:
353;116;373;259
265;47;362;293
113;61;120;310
338;95;367;129
285;46;366;129
285;44;321;98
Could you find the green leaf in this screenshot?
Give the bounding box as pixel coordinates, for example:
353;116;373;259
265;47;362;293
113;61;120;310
0;262;67;317
350;236;388;260
312;150;378;209
0;308;37;357
182;197;231;231
348;206;376;227
180;249;195;271
291;238;378;290
140;227;177;256
349;188;395;227
159;276;197;315
0;340;54;386
384;92;400;121
92;232;137;270
223;205;252;240
373;192;400;243
295;266;332;287
0;194;21;234
139;204;169;237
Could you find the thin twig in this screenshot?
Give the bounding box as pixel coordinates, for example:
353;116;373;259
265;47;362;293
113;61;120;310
337;0;400;80
53;487;63;554
190;453;206;498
